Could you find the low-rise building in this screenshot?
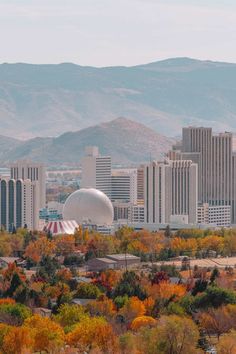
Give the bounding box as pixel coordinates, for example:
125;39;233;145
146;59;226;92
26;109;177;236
86;257;117;271
197;203;231;227
106;254;141;268
86;253;141;271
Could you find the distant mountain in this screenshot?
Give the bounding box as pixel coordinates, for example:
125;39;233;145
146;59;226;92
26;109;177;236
1;58;236;138
0;118;174;166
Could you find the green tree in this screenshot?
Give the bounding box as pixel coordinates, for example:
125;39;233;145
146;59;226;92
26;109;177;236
113;271;146;300
76;283;102;299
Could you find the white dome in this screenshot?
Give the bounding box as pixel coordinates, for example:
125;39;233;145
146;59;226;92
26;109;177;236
63;188;114;225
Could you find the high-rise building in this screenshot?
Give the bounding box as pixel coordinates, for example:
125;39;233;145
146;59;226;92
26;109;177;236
111;170;137;204
10;161;46;209
171;127;236;224
137;167;144;204
144;159;198;224
0;178;39;231
81;147;111;198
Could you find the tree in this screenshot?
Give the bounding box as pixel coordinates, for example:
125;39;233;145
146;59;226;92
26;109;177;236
24;314;65;353
37;255;60;282
55;235;75;256
151;271;169;285
119;297;145;324
198;304;236;340
164;225;172;238
191;279;208;296
119;332;138;354
130;316;157;331
198;307;232;340
0;303;31;326
193;286;236;309
76;283;102;299
2;326;34;354
150;282;186;303
138;315;201;354
210;267;220;284
88;296;116;320
217;330;236;354
54;304;88;331
66;316;118;353
24;236;56;263
113;271;147;300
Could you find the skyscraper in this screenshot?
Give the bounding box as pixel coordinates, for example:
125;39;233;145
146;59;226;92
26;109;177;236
143;159;198;224
81;147;112;198
111;170;137;204
10;161;46;209
0;178;39;231
173;127;236;223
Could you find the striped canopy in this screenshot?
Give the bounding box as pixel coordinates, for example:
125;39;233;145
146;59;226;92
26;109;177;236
45;220;78;235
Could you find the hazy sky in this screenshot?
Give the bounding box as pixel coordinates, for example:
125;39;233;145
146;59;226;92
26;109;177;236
1;0;236;66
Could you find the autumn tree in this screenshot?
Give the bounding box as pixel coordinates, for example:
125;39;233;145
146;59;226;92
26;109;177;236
130;316;157;331
88;296;116;320
151;271;169;285
76;283;102;299
54;303;88;331
66;316;118;353
119;296;145;324
55;235;75;256
217;330;236;354
2;326;34;354
24;314;65;353
138;315;201;354
24;236;56;263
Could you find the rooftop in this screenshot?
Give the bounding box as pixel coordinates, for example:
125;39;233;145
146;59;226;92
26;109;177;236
107;254;140;260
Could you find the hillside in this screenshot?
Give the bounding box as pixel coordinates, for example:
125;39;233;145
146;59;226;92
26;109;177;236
0;118;174;166
0;58;236;138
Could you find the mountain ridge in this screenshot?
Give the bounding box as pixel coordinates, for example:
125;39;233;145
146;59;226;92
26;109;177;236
0;57;236;138
0;118;174;166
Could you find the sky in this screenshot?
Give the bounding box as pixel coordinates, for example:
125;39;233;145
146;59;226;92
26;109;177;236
0;0;236;66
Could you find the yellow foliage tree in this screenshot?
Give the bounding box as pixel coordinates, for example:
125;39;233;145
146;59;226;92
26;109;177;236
66;316;117;353
24;314;65;353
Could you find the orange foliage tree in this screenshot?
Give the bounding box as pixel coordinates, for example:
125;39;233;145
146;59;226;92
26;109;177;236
130;315;157;331
55;235;75;256
24;236;56;263
148;282;186;303
88;296;116;319
2;326;34;354
119;296;146;323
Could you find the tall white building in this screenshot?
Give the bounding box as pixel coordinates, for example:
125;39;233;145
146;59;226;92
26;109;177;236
111;170;137;204
10;161;46;209
0;178;39;231
81;147;111;198
144;159;198;224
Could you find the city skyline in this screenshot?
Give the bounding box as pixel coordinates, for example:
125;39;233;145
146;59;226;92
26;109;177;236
1;0;236;66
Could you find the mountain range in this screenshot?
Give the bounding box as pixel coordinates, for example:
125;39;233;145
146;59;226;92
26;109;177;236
0;118;174;166
1;57;236;138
